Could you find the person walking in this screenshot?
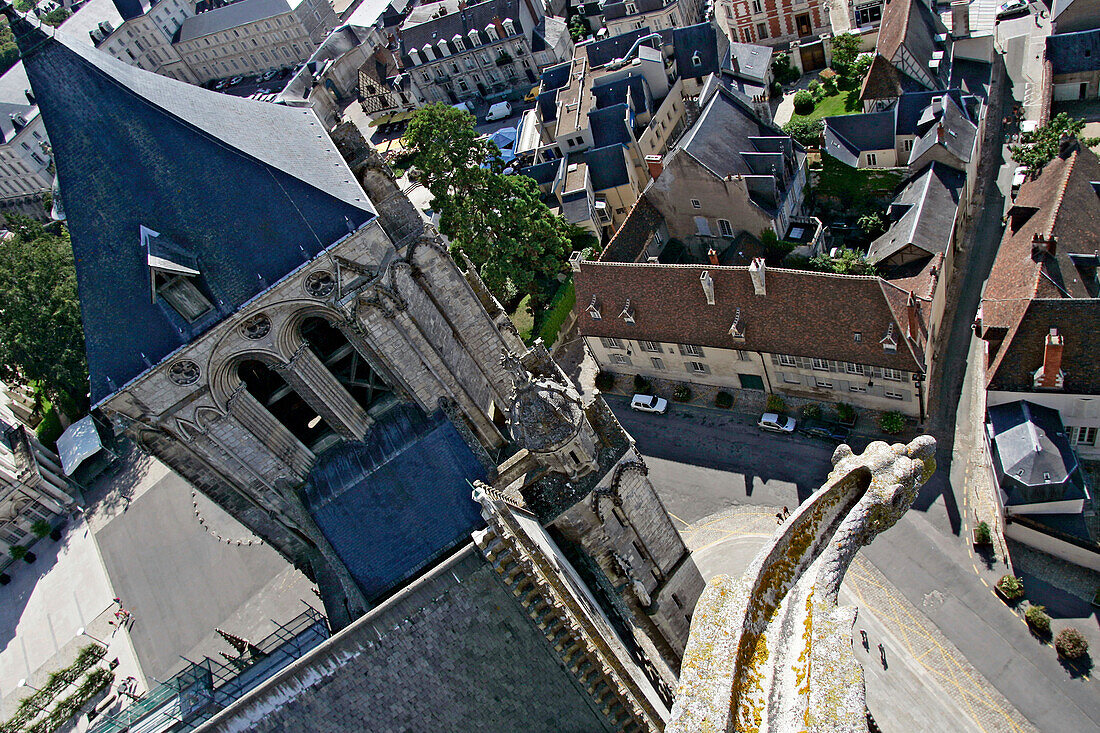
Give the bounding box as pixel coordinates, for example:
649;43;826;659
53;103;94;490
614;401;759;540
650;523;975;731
878;643;887;667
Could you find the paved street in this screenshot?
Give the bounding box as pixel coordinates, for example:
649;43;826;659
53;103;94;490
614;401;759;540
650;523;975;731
606;394;1100;732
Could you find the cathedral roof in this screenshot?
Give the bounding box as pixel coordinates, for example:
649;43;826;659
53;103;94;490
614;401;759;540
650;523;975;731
5;9;377;403
508;377;585;452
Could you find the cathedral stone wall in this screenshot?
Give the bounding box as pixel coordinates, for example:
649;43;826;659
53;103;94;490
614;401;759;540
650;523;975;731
196;547;619;733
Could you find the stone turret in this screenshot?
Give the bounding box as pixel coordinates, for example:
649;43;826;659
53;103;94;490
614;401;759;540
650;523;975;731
501;350;599;479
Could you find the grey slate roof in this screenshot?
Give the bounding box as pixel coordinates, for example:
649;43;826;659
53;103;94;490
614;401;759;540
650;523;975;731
725;41;771;83
588;102;631;147
671;22;718;79
601;0;665;21
111;0;152;21
679;84;789;178
988;400;1086;507
823;110;895;167
894;89;964;135
0;61;36;142
1047;29;1100;74
14;13;376;403
177;0;299;43
585;144;630;190
907;92;976;169
585;26;658;67
867;162;964;264
398;0;522;64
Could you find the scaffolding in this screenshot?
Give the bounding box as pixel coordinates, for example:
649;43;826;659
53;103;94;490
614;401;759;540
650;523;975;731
88;606;329;733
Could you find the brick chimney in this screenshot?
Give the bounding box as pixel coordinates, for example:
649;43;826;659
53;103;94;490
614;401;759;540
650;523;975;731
707;247;718;265
936;124;945;143
1035;328;1064;389
1031;232;1057;257
749;258;766;296
645;154;663;180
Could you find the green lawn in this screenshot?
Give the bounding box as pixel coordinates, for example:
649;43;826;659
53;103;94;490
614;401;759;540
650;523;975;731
788;89;862;124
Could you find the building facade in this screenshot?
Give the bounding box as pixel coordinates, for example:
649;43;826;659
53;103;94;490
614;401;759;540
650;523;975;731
394;0;571;107
601;0;702;37
79;0;201;82
173;0;338;83
0;63;51;216
714;0;831;48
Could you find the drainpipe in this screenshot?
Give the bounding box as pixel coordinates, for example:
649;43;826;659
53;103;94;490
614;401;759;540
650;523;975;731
756;350;774;393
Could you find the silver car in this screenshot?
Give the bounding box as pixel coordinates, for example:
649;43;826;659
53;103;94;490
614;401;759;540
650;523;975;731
631;394;668;414
758;412;796;433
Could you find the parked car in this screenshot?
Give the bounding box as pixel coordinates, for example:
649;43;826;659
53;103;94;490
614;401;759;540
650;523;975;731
996;0;1028;19
1011;166;1027;198
213;79;229;90
631;394;668;414
758;413;796;433
485;101;512;121
229;75;244;85
797;418;851;443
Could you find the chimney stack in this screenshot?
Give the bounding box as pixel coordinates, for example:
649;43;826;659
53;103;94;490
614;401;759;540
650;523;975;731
749;258;766;296
936;124;945;143
951;0;970;38
700;271;715;305
645;154;663;180
1036;328;1064;389
708;247;718;265
1031;232;1057;256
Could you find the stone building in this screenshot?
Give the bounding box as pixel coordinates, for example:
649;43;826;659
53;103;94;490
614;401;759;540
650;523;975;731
714;0;831;59
173;0;339;83
11;12;703;724
599;0;703;37
393;0;571;107
0;62;51;217
75;0;200;83
0;381;76;570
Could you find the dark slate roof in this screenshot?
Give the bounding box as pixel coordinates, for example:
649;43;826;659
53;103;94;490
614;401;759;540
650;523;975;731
678;85;789;178
867;162;964;264
894;89;964;135
398;0;523;64
724;41;771;83
987;400;1085;506
589;102;631;147
592;74;648;113
178;0;296;42
585;26;656;67
14;14;376;403
907;92;977;169
520;158;559;185
0;62;37;142
601;0;665;21
823;111;895;167
1047;28;1100;74
672;22;719;79
540;60;570;91
112;0;151;21
949;58;991;101
303;404;487;602
585;144;630;190
598;193;663;262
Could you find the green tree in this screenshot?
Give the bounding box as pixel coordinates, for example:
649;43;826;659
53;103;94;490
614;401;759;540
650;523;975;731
403;104;573;303
808;248;876;275
0;215;88;410
0;17;19;77
782;118;824;147
829;32;862;80
40;8;71;27
857;211;886;237
1010;113;1100;173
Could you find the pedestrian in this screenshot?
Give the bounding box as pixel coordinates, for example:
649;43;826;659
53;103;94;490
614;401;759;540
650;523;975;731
113;597;121;605
878;643;887;666
782;506;790;519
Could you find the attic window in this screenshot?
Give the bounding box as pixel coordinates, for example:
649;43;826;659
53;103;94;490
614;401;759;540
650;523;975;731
587;295;602;320
143;225;212;322
620;298;635;324
881;323;897;353
729;308;745;340
692;51;702;68
854;332;862;343
626;1;637;12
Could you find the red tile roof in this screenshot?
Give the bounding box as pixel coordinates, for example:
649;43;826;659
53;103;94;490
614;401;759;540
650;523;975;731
574;260;928;373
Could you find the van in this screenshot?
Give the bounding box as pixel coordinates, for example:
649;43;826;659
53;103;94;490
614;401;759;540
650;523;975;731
486;101;512;121
451;101;474;115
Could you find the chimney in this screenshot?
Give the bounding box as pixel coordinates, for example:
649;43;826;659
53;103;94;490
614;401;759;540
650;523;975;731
1031;232;1057;256
24;88;34;105
749;258;766;296
1058;133;1078;159
936;124;945;143
951;0;970;38
1036;328;1064;389
645;154;663;180
931;95;943;114
731;52;740;75
707;248;719;265
700;271;715;305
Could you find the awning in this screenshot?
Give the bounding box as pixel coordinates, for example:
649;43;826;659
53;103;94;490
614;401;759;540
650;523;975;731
57;415;103;476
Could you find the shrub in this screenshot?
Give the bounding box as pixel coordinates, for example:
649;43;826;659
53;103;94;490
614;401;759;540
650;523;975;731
31;519;51;538
535;280;575;347
822;76;838;95
807;80;822;96
879;411;905;435
793;90;815;114
782;118;824;148
594;371;615;392
1055;627;1089;659
1025;605;1051;635
836;403;856;424
857;211;886;236
997;574;1024;600
801;403;822;419
766;393;786;413
974;521;992;545
673;384;692;402
715;391;733;409
769;80;782;98
771;52;800;85
9;544;27;561
633;374;652;394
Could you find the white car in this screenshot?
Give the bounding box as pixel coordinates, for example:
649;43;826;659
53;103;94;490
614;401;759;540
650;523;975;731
996;0;1028;19
1011;166;1027;197
631;394;668;414
485;101;512;121
758;412;796;433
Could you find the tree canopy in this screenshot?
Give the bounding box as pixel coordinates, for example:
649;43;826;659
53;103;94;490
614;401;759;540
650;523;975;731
829;33;862;80
403;103;574;304
808;248;877;275
1010;113;1100;172
0;215;88;410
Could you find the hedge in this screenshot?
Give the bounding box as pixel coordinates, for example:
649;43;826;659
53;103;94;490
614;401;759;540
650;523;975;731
536;280;576;347
26;669;114;733
1;644;106;733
